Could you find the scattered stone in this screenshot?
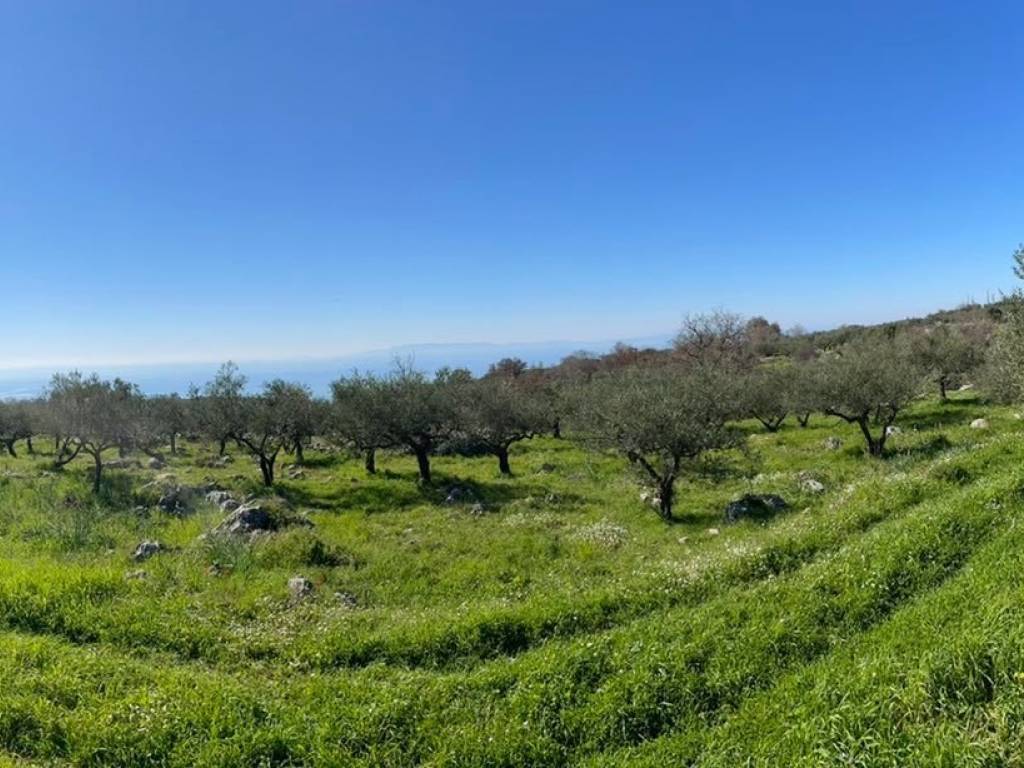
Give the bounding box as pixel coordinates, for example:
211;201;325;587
677;536;689;544
444;485;477;505
724;494;788;523
799;477;826;494
823;437;843;451
468;502;486;517
219;498;241;512
212;500;312;537
205;490;233;506
216;503;275;535
707;528;720;536
199;455;234;468
334;591;358;609
639;490;662;509
958;383;974;391
288;576;314;600
970;418;990;430
125;570;148;581
286;466;306;480
106;457;142;470
885;426;902;436
132;540;163;562
535;463;557;474
147;457;166;470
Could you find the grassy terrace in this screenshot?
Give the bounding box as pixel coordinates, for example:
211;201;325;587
0;393;1022;766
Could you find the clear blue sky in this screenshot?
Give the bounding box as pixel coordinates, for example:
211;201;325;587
2;1;1022;367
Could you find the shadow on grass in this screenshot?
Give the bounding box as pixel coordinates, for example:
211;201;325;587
888;433;955;462
903;396;985;431
275;473;585;515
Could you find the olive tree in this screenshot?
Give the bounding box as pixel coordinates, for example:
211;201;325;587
46;373;143;492
335;364;458;485
146;394;189;454
817;339;924;456
196;362;248;455
983;246;1024;403
231;380;315;486
330;372;393;474
571;366;740;521
786;360;824;428
738;364;795;432
0;399;35;457
455;377;549;475
911;324;983;400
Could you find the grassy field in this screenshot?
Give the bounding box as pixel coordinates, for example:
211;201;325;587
1;393;1023;766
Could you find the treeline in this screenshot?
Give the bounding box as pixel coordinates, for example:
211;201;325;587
0;295;1008;521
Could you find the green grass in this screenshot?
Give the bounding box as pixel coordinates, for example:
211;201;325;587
0;394;1023;765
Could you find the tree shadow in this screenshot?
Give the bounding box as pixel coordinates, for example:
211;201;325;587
275;473;585;515
903;397;985;431
886;433;954;461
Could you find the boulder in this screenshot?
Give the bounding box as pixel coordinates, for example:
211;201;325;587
970;418;990;430
205;490;233;506
288;576;314;600
468;502;486;517
219;498;241;512
823;437;843;451
885;426;902;436
724;494;788;523
156;485;198;515
147;457;166;470
132;540;163;562
216;503;275;535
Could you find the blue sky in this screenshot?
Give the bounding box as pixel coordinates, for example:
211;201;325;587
2;1;1022;368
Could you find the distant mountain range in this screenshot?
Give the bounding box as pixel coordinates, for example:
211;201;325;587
0;335;674;399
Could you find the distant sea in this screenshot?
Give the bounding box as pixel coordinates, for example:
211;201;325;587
0;336;672;399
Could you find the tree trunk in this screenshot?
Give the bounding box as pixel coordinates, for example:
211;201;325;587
26;436;34;454
414;447;431;484
259;455;275;486
657;477;676;522
294;440;305;465
797;413;810;428
497;445;512;476
118;443;127;459
92;452;103;493
552;419;562;439
218;437;227;456
169;433;177;455
857;417;885;457
364;447;376;475
939;378;948;401
3;440;15;458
